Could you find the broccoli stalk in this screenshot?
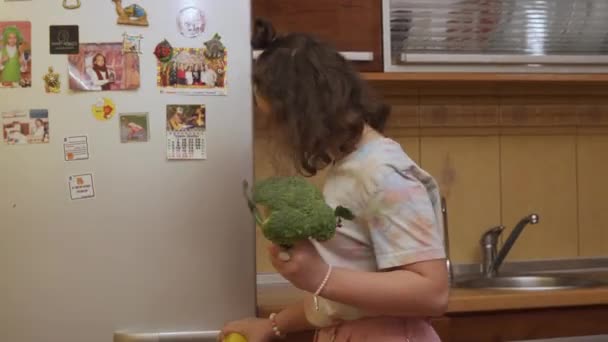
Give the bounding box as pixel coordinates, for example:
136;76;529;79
242;177;354;249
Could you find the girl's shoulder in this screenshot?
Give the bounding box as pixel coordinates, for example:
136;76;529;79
326;138;414;193
329;136;437;198
335;137;416;176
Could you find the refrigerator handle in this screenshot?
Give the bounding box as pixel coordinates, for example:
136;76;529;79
114;330;220;342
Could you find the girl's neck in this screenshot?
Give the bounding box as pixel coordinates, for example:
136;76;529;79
357;124;383;148
331;125;383;166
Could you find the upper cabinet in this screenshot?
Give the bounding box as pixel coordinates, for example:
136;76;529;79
384;0;608;74
251;0;384;72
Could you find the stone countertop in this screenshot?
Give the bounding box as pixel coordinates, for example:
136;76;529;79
257;270;608;316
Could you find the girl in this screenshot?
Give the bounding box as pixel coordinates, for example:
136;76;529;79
186;65;194;85
193;64;201;85
31;119;45;141
86;53;114;91
177;64;186;85
0;26;28;86
200;64;217;87
220;19;448;342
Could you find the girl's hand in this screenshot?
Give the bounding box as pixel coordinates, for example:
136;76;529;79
218;317;273;342
269;240;329;293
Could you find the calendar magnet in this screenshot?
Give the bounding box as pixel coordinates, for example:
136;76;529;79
165;104;206;160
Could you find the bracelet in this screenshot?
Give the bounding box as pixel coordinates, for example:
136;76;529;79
313;265;333;311
269;312;285;339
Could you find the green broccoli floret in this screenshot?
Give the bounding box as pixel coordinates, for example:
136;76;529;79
242;177;354;248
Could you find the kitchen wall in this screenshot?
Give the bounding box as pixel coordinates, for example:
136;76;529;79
254;81;608;273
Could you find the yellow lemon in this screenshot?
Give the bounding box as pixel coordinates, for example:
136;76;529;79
224;333;247;342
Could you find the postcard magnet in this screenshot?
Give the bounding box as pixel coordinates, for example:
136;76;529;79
119;113;149;143
0;21;32;89
68;42;140;92
2;109;49;144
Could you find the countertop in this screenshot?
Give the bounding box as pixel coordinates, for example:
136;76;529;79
257;271;608;315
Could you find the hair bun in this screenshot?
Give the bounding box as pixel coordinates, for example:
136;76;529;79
251;18;277;50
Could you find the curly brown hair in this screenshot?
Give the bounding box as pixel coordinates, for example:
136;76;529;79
252;18;390;177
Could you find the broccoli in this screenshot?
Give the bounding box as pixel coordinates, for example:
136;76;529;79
242;177;355;248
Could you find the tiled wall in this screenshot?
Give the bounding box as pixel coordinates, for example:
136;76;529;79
254;82;608;273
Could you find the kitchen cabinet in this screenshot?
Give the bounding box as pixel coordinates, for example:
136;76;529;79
263;306;608;341
251;0;383;72
434;306;608;342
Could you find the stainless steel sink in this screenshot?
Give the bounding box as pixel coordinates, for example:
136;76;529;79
455;275;606;291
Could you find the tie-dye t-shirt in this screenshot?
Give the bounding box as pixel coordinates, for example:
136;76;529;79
305;136;446;327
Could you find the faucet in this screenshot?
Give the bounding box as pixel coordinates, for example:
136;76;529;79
480;225;505;276
441;197;454;284
480;213;540;277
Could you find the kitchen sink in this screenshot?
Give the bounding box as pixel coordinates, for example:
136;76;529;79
454;275;606;291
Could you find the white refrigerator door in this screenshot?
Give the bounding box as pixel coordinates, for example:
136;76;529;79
0;1;256;342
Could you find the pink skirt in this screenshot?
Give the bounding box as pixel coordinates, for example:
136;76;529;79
313;317;441;342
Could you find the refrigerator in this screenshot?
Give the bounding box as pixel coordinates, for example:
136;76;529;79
0;1;256;341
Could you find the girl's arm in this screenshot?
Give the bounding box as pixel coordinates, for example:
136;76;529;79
19;53;27;72
219;300;316;341
0;50;6;70
271;168;450;319
321;259;448;318
270;244;448;319
272;299;317;335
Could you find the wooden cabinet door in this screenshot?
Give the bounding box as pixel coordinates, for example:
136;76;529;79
430;316;452;342
252;0;384;72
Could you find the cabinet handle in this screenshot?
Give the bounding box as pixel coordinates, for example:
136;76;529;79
253;50;374;62
400;53;608;65
114;330;219;342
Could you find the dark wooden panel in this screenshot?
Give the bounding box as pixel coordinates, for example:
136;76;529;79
252;0;383;72
257;306;608;341
448;306;608;342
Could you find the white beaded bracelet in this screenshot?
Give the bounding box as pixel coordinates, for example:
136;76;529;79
269;312;285;339
313;265;333;311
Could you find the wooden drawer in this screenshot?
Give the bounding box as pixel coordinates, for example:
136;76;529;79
252;0;384;72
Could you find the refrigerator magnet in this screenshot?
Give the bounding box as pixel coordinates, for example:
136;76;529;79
154;39;173;63
112;0;149;27
177;6;205;38
49;25;79;54
119;113;149;143
156;35;227;96
68;173;95;200
166;104;206;160
122;33;142;54
203;33;226;60
91;97;116;121
63;136;89;161
2;109;49;145
0;21;32;89
68;42;140;92
43;66;61;93
62;0;80;9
